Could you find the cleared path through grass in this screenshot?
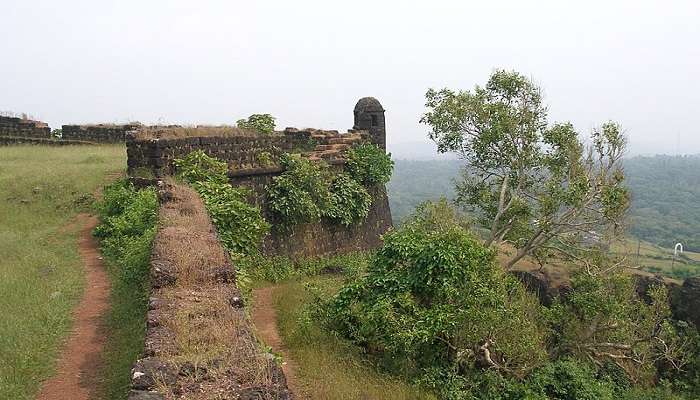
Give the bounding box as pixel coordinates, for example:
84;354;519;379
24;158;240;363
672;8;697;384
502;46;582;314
0;145;125;399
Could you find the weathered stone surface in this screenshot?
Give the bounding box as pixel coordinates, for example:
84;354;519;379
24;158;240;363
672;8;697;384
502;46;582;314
0;116;51;139
511;270;560;306
62;123;140;143
151;260;177;288
211;266;236;283
131;357;177;390
127;390;165;400
239;387;291;400
228;296;245;308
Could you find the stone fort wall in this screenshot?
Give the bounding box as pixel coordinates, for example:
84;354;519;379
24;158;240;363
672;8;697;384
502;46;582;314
0;116;51;139
62;123;141;143
126;97;392;259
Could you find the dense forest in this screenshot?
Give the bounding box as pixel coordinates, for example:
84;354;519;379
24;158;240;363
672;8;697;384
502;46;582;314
388;155;700;252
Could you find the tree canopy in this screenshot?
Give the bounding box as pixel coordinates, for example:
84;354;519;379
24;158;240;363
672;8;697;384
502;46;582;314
421;70;630;269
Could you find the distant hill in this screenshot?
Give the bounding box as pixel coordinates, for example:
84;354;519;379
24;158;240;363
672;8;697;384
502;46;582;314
388;155;700;252
625;154;700;252
387;159;461;224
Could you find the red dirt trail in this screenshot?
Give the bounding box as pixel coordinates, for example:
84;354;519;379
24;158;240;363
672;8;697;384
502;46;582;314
252;286;307;399
35;214;110;400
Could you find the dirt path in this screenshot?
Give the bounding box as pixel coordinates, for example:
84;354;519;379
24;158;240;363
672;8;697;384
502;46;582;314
252;286;306;399
36;214;110;400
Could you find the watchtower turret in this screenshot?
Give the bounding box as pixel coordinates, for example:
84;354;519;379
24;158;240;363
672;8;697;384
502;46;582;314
353;97;386;151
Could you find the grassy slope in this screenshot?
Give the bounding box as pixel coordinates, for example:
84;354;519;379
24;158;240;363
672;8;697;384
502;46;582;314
273;276;436;400
0;145;125;399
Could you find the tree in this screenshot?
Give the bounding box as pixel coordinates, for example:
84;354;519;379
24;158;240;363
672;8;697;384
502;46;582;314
421;70;630;269
236;113;276;134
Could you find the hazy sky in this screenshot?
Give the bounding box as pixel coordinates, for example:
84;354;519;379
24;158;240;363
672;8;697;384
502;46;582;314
2;0;699;156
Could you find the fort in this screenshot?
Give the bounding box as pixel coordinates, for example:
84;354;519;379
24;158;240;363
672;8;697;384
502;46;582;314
126;97;391;258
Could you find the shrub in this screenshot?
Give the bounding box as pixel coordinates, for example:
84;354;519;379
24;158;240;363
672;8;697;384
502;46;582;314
193;180;270;255
236;114;276;134
325;173;372;226
318;201;548;382
94;181;158;241
94;179;159;398
266;154;332;226
528;358;615;400
173;150;228;184
174;151;270;256
346;143;394;186
547;271;688;385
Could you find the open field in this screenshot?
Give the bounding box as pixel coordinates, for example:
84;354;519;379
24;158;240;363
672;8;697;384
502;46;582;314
272;276;436;400
612;238;700;280
0;145;125;399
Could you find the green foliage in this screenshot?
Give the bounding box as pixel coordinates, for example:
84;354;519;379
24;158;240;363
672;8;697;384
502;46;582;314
173;149;228;184
257;151;274;167
235;251;370;283
236;113;276;134
528;358;615;400
346;143;394;186
266;151;383;227
267;154;333;226
193;180;270;256
174;151;269;256
547;271;689;385
94;179;158;286
326;173;372;226
421;69;629;269
94;179;159;399
318;201;548;385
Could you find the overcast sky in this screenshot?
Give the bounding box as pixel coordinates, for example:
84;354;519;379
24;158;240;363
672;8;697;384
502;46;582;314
2;0;699;156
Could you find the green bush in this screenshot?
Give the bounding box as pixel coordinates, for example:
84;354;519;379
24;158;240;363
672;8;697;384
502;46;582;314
193;180;270;255
318;201;547;383
236;114;276;134
326;173;372;226
266;154;333;226
173;151;270;256
173;150;228;184
94;179;158;398
346;143;394;186
528;358;615;400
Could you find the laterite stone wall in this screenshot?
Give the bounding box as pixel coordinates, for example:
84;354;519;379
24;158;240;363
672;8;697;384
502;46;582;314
62;123;140;143
0;116;51;138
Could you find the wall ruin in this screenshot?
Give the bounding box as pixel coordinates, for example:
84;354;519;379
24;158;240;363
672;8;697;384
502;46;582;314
62;123;141;143
125;97;393;259
0;116;51;139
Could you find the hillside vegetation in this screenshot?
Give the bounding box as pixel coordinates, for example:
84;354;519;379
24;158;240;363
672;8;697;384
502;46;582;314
389;155;700;256
625;155;700;252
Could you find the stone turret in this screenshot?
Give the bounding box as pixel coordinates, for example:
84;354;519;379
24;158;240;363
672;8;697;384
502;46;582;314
353;97;386;151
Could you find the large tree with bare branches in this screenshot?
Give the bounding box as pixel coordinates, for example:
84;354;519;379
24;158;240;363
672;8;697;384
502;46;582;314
421;70;630;269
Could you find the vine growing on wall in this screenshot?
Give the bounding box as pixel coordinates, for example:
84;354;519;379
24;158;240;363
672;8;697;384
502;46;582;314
266;153;376;227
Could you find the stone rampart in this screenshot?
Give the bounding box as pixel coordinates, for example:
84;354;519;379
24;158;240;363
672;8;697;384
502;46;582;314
0;116;51;138
125;97;392;259
62;123;141;143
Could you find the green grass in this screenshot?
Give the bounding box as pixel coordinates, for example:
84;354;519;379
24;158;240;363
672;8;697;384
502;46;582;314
0;145;125;399
612;239;700;280
272;276;436;400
